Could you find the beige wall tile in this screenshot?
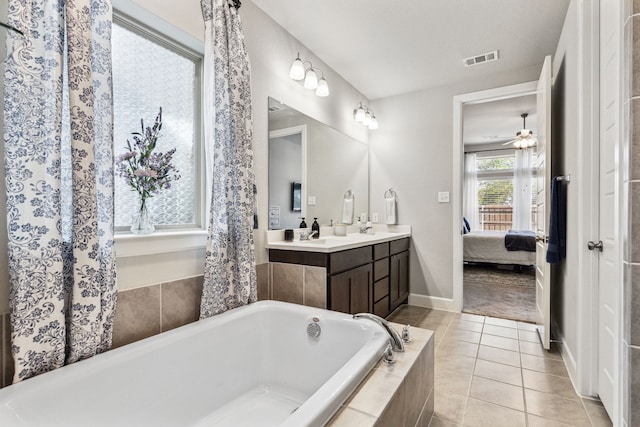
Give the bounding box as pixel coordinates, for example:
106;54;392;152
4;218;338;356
327;406;376;427
631;345;640;426
161;276;203;332
404;350;426;427
303;266;326;309
375;380;406;427
271;263;303;304
633;15;640;98
112;285;161;348
631;182;640;263
256;263;270;301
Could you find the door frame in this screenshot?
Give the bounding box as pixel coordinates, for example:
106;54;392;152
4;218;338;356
452;81;538;311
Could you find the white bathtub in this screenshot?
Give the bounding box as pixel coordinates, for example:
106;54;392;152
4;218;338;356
0;301;388;427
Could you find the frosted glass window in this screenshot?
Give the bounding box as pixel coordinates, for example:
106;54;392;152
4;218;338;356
112;20;200;229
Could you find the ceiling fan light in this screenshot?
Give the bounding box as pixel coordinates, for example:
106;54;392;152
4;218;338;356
316;77;329;96
304;68;318;89
289;55;305;81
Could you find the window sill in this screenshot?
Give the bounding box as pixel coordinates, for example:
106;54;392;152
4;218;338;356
115;229;208;258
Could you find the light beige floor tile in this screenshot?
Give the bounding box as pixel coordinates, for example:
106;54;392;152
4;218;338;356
517;321;538;332
473;359;523;386
459;312;485;323
482;324;519;339
519;340;561;358
446;328;482;344
517;329;539;343
477;345;520;367
526;414;574;426
462;398;526;427
480;334;520;352
450;319;484;333
522;369;579;400
437;340;479;358
434;390;467;424
484;317;518;328
584;402;613;427
520;353;569;377
524;389;591;425
469;376;525;411
429;415;462;426
435;367;472;396
436;353;476;375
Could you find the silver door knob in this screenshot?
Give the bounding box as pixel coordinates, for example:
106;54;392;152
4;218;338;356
587;241;603;252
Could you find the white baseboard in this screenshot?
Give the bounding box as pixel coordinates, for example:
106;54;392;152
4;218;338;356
408;293;459;312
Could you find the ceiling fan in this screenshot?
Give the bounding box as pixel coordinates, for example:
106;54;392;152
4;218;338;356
502;113;537;149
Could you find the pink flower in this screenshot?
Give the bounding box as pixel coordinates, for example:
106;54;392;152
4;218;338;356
116;151;136;163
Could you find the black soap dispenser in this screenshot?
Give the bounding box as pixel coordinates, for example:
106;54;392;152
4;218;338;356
311;218;320;238
299;217;307;228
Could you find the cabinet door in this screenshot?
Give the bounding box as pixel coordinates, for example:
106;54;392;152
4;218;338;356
329;263;372;314
390;250;409;311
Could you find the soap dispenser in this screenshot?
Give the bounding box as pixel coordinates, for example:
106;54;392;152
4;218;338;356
311;218;320;238
299;217;307;228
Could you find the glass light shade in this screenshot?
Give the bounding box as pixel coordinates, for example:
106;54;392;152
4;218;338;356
304;68;318;89
363;111;372;126
355;105;365;122
316;77;329;96
289;56;305;80
369;116;378;130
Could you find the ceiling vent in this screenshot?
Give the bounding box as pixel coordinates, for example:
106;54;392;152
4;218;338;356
463;50;499;67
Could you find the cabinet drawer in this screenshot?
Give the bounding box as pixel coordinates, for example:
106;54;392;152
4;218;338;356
373;295;390;318
390;238;410;255
329;246;372;274
373;242;389;260
374;259;389;280
374;277;389;301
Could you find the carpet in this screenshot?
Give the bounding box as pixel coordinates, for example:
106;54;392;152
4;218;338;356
463;264;537;323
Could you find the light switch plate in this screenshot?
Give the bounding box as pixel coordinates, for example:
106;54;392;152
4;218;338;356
438;192;450;203
308;196;316;206
372;212;379;222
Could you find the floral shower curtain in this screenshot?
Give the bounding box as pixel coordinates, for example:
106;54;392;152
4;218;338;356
4;0;117;382
200;0;257;318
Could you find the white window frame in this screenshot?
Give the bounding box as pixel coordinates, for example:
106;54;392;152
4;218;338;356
112;0;208;258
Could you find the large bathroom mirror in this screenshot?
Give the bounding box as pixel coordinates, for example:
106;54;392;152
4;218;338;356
268;97;368;230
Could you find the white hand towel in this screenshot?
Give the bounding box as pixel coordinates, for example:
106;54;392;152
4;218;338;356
342;197;354;224
385;197;397;225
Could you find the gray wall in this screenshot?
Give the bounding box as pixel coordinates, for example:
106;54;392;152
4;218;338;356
368;64;541;300
268;134;302;229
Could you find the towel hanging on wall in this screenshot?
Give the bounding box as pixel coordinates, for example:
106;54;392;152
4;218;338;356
342;190;354;224
385;188;397;225
546;177;567;264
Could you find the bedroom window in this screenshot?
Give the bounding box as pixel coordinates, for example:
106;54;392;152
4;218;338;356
473;151;536;231
112;15;203;231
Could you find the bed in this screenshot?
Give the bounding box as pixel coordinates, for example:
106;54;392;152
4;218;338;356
463;230;536;266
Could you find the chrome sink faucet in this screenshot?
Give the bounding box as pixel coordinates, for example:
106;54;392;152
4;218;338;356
353;313;405;352
358;224;373;234
299;230;317;240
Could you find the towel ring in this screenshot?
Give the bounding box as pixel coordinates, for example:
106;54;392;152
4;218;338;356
555;175;571;183
384;188;397;199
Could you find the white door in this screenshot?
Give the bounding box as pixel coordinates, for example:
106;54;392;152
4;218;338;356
534;55;552;350
597;0;620;419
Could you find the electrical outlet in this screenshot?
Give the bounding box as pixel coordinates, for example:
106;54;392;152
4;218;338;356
308;196;316;206
372;212;379;222
438;192;450;203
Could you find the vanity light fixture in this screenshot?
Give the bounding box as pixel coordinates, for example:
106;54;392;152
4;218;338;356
289;53;330;97
353;102;378;130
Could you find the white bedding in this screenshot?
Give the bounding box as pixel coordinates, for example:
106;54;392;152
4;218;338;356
463;230;536;266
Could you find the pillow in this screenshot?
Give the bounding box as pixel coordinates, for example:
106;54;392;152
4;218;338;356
463;217;470;234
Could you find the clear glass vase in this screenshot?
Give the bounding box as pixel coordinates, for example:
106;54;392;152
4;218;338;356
130;198;155;235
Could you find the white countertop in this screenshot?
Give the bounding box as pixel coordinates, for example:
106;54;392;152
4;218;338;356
265;224;411;253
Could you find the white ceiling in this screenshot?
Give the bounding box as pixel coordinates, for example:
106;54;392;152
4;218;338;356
251;0;570;101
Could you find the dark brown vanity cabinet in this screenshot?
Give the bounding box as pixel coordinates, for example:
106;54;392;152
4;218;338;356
268;237;410;317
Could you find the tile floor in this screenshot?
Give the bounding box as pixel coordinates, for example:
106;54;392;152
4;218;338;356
387;305;613;427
